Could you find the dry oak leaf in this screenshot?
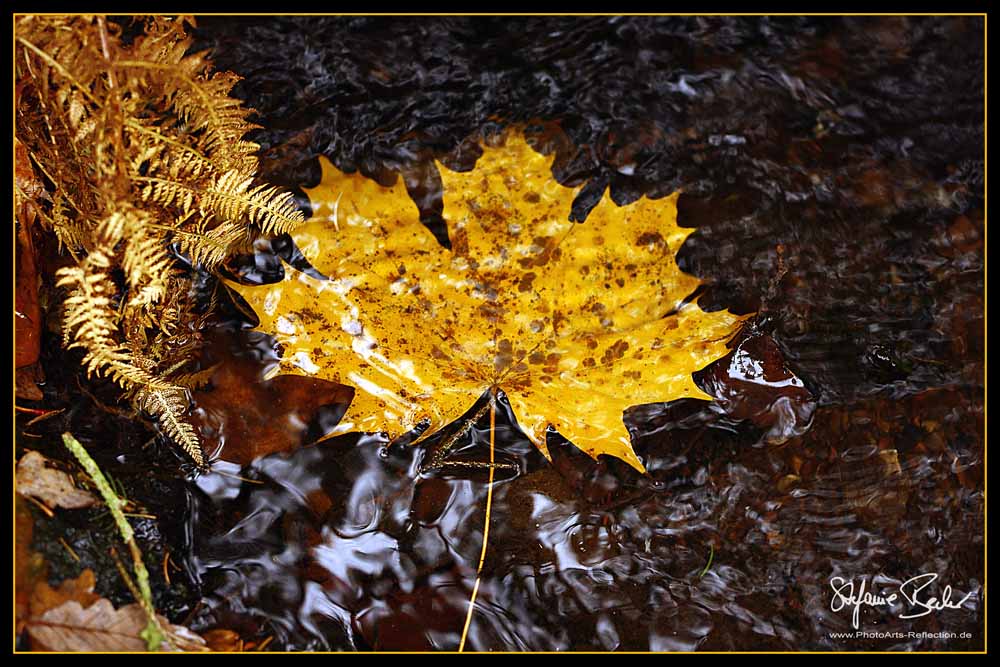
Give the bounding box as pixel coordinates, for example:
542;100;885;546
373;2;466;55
231;133;748;471
16;450;98;510
25;569;206;652
28;569;103;620
28;599;206;652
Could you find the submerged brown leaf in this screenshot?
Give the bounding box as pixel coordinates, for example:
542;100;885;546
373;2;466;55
190;334;354;464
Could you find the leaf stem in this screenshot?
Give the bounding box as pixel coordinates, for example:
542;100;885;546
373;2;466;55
458;390;497;652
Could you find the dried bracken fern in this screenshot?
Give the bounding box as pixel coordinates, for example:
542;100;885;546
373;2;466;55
15;15;306;467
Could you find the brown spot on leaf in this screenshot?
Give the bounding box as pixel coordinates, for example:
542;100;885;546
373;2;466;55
478;302;503;323
518;235;558;269
494;338;514;374
636;231;666;249
451;226;470;257
552;310;567;335
600;339;630;365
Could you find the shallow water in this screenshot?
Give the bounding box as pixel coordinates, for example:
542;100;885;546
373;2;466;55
179;16;984;651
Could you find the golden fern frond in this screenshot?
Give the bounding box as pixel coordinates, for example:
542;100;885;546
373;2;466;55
171;221;248;269
123;233;175;308
128;139;168;176
55;214;177;393
56;263;116;347
55;211;121;345
167;70;260;170
158;145;217;181
202;170;306;235
126;122;216;180
43;197;89;257
88;349;177;391
138;171;303;238
116;41;260;174
18;15;306;468
127;16;192;68
137;176;187;212
56;271;175;393
133;385;205;466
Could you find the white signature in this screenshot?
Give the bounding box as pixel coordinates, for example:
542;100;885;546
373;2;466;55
829;573;974;630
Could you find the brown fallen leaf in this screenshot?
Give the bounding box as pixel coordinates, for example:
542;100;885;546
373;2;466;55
202;628;244;652
231;131;748;471
15;498;46;633
25;569;206;652
189;331;354;465
16;217;42;369
16;451;98;510
697;332;815;443
15;364;45;402
15;137;43;370
28;599;206;652
29;569;103;619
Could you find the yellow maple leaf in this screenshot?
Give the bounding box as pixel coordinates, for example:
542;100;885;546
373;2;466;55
229;132;748;472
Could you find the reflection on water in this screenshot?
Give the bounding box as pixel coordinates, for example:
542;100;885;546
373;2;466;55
183;15;984;651
184;342;982;650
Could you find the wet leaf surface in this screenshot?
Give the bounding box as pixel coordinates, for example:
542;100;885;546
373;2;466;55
230;132;747;469
16;365;46;402
198;16;983;405
696;332;815;443
15;221;41;370
16;139;43;371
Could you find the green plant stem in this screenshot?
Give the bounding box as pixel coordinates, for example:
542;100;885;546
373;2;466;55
61;432;168;651
698;544;715;579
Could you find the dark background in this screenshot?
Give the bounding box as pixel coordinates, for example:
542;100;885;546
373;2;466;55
180;15;984;651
